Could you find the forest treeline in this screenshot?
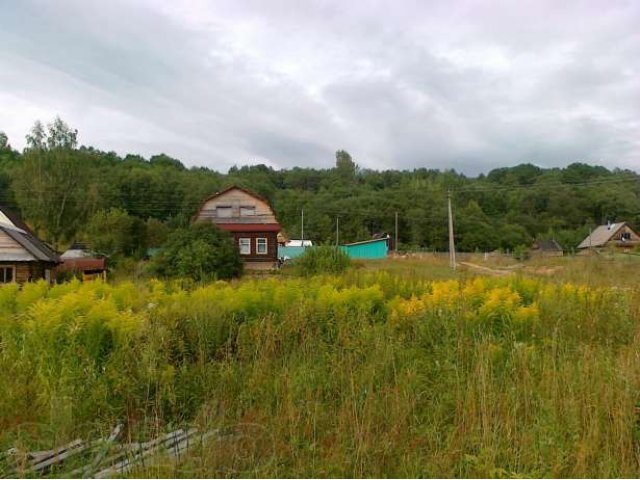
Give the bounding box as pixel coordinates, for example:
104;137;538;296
1;118;639;258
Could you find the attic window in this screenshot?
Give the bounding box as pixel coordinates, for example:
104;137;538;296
216;206;232;218
622;232;631;241
240;206;256;216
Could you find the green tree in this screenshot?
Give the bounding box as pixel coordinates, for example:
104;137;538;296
13;118;97;247
151;223;242;281
84;208;142;259
334;150;358;185
0;131;8;151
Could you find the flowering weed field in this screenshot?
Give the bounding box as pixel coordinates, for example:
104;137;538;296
1;269;640;477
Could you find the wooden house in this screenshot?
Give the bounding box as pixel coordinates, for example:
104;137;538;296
58;244;108;281
0;206;60;283
530;239;563;257
577;222;640;252
194;186;282;270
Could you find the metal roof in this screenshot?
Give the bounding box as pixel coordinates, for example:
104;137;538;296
577;222;633;249
534;239;563;251
0;206;60;263
342;237;389;247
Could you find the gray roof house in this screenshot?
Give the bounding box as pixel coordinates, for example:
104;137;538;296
0;206;60;283
577;222;640;251
531;239;564;257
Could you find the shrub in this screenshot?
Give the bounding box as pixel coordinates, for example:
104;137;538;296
294;246;351;276
150;223;242;281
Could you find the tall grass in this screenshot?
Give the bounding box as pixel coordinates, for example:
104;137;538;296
292;246;351;276
1;272;639;477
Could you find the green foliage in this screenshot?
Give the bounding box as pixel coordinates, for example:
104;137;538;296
294;245;351;276
13;146;97;247
151;222;242;281
1;269;639;477
3;118;640;255
84;208;142;259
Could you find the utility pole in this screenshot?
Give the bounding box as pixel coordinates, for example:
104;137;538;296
447;190;456;270
301;209;304;247
394;211;398;254
336;216;340;246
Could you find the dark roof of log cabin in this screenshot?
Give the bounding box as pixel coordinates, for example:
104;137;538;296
0;205;33;233
0;206;60;263
533;239;563;251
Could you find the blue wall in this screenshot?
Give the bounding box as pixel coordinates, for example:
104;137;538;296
340;239;388;259
278;245;308;259
279;238;388;261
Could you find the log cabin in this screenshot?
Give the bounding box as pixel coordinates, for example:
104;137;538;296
194;186;282;270
577;221;640;252
0;206;60;284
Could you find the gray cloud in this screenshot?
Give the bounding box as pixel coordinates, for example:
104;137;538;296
0;0;638;174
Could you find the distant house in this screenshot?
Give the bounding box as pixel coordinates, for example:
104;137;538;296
577;222;640;252
0;206;60;284
531;239;563;257
58;243;108;281
194;186;282;270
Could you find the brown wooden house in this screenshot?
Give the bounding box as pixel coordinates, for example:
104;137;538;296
0;206;60;284
577;222;640;252
194;186;282;270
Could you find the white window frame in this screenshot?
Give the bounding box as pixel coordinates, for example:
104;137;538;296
0;265;15;283
256;237;268;255
239;238;251;255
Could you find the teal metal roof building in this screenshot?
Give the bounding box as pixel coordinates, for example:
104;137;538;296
340;237;389;259
278;245;308;260
278;237;389;261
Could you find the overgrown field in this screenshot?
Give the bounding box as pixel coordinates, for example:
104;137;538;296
1;267;640;477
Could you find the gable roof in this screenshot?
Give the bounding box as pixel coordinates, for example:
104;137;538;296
577;222;636;249
0;206;60;263
342;237;389;247
198;185;271;208
195;185;281;228
533;239;563;251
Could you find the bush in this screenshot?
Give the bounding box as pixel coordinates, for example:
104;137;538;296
150;223;242;281
294;246;351;276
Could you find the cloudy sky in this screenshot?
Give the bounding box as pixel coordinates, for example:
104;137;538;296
0;0;638;174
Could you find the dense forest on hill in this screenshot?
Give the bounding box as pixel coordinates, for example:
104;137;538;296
1;118;639;257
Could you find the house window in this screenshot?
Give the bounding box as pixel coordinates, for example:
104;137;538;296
240;206;255;216
621;232;632;241
216;206;233;218
0;266;14;283
256;238;268;255
239;238;251;255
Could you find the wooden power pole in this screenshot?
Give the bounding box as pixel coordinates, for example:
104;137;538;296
447;190;456;270
395;211;398;253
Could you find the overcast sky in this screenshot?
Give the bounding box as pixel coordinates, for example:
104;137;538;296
1;0;638;175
